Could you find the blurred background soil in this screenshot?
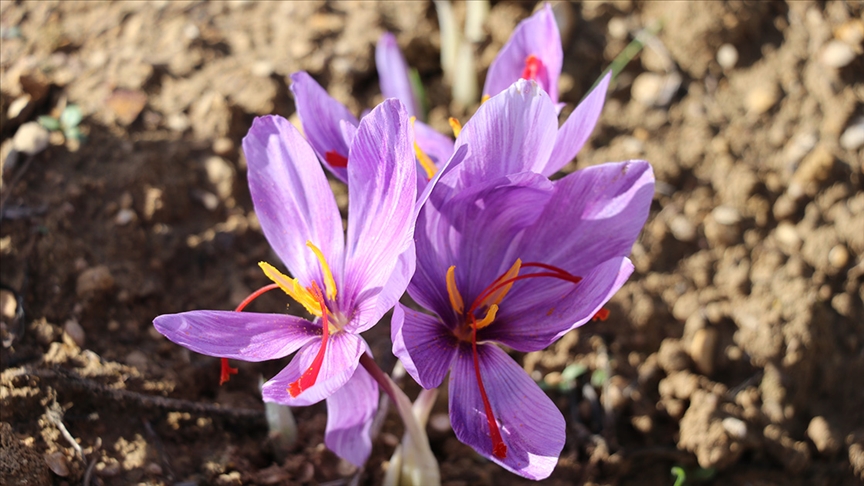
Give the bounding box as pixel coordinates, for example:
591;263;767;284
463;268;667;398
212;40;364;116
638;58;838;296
1;1;862;485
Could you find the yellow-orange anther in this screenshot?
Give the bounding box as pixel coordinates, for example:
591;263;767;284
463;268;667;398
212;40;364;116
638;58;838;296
473;259;521;313
409;116;437;179
448;117;462;138
306;241;337;301
481;94;490;104
473;304;498;330
446;265;464;315
258;261;322;317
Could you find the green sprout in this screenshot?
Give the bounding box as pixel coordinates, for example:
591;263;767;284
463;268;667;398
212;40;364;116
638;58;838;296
38;104;85;142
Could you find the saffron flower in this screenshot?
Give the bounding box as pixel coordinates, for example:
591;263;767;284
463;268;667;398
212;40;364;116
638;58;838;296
392;80;654;479
483;3;563;103
154;99;417;466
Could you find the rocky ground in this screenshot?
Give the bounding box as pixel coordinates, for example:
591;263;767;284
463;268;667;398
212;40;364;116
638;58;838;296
1;1;863;485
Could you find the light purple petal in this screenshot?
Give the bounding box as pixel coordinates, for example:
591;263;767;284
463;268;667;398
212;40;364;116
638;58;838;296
449;343;564;480
341;99;417;333
290;71;359;183
450;80;557;193
325;362;378;466
376;32;421;118
519;160;654;276
392;304;458;389
482;257;634;351
242;115;344;286
483;4;562;103
153;311;319;361
543;72;611;176
262;332;365;406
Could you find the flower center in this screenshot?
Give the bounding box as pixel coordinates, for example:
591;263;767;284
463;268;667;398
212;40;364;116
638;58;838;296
445;259;583;460
259;241;341;397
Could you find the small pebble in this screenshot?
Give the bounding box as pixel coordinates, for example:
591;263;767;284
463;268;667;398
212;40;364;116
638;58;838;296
0;289;16;320
828;245;849;268
717;44;738;69
76;265;115;298
45;451;70;477
669;215;696;242
631;73;665;105
12;121;50;156
544;371;562;387
745;83;779;116
63;319;86;347
212;137;234;155
775;222;801;252
820;40;856;68
722;417;748;439
689;327;718;375
7;95;31;119
607;17;628;40
807;416;841;455
839;118;864;151
114;208;136;225
712;206;741;225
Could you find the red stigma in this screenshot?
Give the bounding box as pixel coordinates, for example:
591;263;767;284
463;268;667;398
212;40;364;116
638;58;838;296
219;358;238;385
288;282;329;397
220;283;280;386
470;315;508;460
469;262;582;316
521;54;543;81
592;308;610;321
324;150;348;168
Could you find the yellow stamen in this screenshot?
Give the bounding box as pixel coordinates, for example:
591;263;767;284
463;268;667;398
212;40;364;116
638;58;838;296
481;259;522;309
306;241;337;301
410;116;438;179
481;94;490;104
446;265;464;315
259;262;322;317
474;304;498;330
448;117;462;138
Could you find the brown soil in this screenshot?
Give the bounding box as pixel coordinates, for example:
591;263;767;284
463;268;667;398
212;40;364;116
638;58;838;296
1;1;863;485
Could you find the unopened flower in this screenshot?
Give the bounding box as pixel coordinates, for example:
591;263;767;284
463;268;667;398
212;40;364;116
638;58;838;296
483;3;563;104
154;99;417;466
392;79;654;479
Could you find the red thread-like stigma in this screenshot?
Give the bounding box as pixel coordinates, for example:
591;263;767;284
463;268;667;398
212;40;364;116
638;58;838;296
220;283;280;386
521;54;543;81
324;150;348;168
469;262;582;316
288;282;329;397
470;315;508;460
592;308;610;321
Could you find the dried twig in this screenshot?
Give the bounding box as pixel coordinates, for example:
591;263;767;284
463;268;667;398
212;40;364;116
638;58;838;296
46;399;85;461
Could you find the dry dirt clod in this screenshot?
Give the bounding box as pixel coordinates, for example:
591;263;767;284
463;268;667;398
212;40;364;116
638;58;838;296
76;265;115;299
840;118;864;151
12;121;50;156
820;40;857;68
0;289;17;320
689;327;718;375
44;451;69;477
807;416;841;455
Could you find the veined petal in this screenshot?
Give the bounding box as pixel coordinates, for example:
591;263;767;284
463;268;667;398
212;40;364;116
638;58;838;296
376;32;421;118
262;332;365;406
520;160;654;277
342;99;417;333
243;115;345;287
153;311;318;361
450;80;557;193
325;362;378;466
449;343;564;480
482;257;634;351
544;72;611;176
392;304;458;389
290;71;359;183
413;120;454;170
483;4;562;103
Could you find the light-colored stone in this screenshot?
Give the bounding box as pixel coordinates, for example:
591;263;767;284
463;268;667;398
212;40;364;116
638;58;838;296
820;40;856;68
745;83;779;116
12;121;50;156
0;289;16;320
840;118;864;151
828;245;849;268
717;44;738;69
63;319;85;347
690;327;718;375
114;208;137;226
807;416;841;455
76;265;115;298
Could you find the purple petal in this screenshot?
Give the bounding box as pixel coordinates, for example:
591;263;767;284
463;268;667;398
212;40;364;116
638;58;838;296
242;115;345;287
519;160;654;276
262;332;365;406
543;72;611;176
325;362;378;466
449;343;564;480
483;4;562;103
153;310;319;361
392;304;458;389
341;99;417;333
450;80;557;193
482;257;634;351
376;33;421;118
290;71;359;183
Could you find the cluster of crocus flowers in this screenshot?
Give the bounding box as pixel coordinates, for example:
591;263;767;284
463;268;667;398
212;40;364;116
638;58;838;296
152;2;655;481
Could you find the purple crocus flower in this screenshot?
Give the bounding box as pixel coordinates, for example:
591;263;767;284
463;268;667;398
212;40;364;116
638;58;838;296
154;99;417;466
483;3;563;104
392;80;654;479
